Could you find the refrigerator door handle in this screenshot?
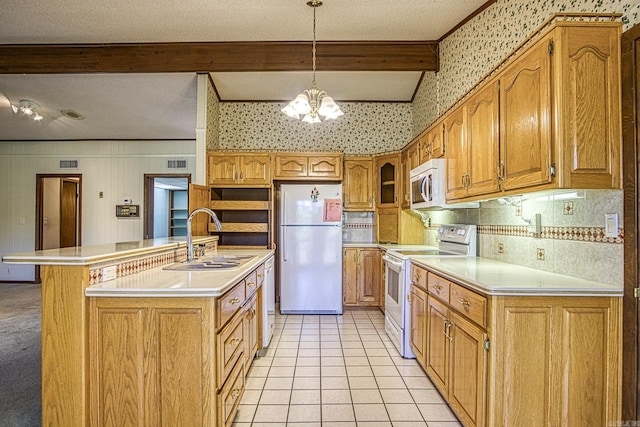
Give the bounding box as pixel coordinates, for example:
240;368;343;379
282;191;288;225
282;227;287;261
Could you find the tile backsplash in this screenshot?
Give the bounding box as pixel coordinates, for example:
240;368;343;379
417;190;623;286
343;211;375;244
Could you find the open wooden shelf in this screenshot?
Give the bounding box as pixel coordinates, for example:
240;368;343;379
210;200;269;210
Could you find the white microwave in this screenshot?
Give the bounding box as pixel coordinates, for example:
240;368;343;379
410;159;478;210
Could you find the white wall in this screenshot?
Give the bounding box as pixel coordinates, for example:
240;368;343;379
0;139;196;281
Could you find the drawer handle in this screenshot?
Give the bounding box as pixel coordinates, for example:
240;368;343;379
458;298;471;308
257;274;264;279
230;337;241;346
247;282;256;288
433;284;443;291
229;298;241;304
231;388;242;398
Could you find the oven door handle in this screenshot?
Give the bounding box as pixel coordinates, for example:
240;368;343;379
382;255;404;269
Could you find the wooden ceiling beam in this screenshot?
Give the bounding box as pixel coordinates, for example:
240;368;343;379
0;41;438;74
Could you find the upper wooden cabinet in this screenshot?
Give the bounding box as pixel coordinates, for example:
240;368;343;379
419;120;445;164
273;153;343;180
400;142;420;209
208;152;271;187
375;153;400;208
443;20;621;202
343;157;374;211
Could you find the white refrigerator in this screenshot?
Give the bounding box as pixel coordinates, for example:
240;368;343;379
279;184;343;314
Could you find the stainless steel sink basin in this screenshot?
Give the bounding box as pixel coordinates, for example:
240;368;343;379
163;254;256;271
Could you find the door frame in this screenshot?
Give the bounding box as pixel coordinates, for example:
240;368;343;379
621;22;640;421
35;173;82;281
143;173;191;239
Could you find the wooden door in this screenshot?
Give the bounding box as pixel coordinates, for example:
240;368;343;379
376;154;399;208
189;184;210;237
410;285;428;369
426;296;449;395
449;312;487;427
621;22;640;422
499;36;553;191
244;293;258;372
343;159;374;211
444;105;468;200
557;25;621;189
274;155;308;178
308;155;342;179
357;249;380;305
60;179;78;247
376;208;398;244
208;154;238;185
342;248;358;306
240;155;271;186
466;79;500;197
430;121;445;159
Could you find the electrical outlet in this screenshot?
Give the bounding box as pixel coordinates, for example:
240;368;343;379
563;202;574;215
515;205;521;216
497;243;504;254
6;267;11;275
536;248;545;261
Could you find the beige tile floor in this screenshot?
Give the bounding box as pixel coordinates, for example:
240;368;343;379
232;309;462;427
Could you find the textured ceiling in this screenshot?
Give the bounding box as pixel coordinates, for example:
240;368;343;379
0;0;491;140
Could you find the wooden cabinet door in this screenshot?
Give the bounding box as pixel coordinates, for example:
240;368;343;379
557;25;621;189
343;248;358;306
499;37;553;191
243;292;258;372
410;285;428;369
308;155;342;179
240;155;270;186
209;154;239;185
357;249;380;305
467;79;500;197
449;312;487;427
377;208;398;244
376;154;400;208
400;143;419;208
343;159;374;211
421;122;445;163
426;296;449;395
274;155;308;178
444;105;469;200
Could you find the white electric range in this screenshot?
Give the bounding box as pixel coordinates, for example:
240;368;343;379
382;224;477;358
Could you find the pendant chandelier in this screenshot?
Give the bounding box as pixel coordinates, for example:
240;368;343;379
281;0;343;123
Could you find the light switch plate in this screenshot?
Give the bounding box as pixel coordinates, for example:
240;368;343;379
605;213;619;238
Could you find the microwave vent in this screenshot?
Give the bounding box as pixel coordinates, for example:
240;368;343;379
167;159;187;169
59;160;79;169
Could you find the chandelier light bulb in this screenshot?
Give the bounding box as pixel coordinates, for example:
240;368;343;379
281;0;343;123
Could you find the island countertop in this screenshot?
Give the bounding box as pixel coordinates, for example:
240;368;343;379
2;236;218;265
410;256;622;297
85;249;274;298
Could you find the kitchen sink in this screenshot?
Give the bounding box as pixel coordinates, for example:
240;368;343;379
163;254;256;271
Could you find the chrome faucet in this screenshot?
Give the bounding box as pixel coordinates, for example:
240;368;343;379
186;207;222;262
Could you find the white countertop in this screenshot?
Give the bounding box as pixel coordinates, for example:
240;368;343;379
410;256;622;297
2;236;218;265
86;249;275;298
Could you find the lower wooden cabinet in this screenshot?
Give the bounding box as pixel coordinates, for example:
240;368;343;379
343;247;381;307
411;265;622;427
89;298;217;427
89;263;266;427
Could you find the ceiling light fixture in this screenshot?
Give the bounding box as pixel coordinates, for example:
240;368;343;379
281;0;343;123
11;99;43;121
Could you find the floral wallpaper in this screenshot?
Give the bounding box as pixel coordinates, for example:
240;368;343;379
412;0;640;132
218;102;411;155
206;78;220;150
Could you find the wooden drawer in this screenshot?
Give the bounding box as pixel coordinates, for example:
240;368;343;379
217;310;244;387
410;264;427;290
217;282;246;329
256;264;265;288
428;272;450;302
244;269;259;298
217;356;245;427
450;282;487;327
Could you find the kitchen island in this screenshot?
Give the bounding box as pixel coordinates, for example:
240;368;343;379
408;256;622;427
3;237;274;427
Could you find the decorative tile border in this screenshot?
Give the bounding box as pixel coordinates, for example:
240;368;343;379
478;225;623;244
343;223;375;230
89;248;187;285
